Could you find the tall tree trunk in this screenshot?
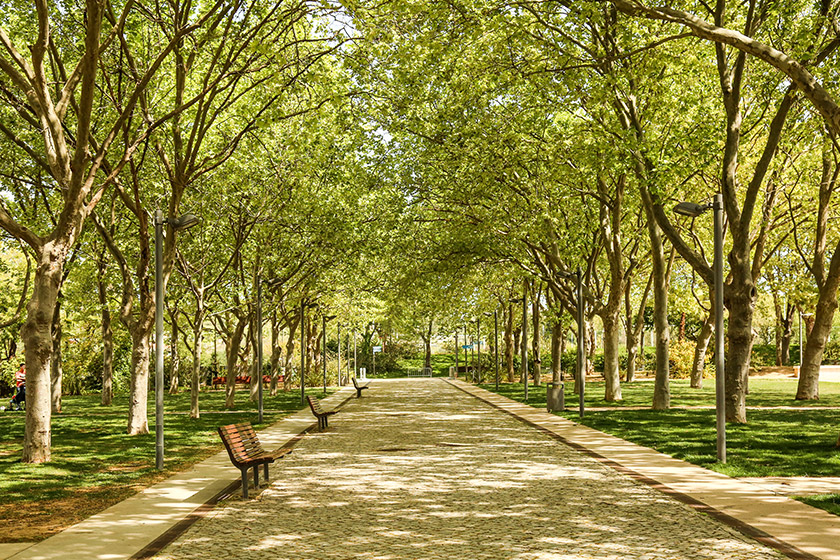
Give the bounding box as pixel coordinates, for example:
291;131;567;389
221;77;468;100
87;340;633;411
98;259;114;407
725;274;755;421
21;245;68;462
532;294;541;386
50;294;63;413
644;191;671;410
270;311;281;396
283;314;299;391
169;308;180;395
797;267;840;399
550;320;563;384
602;312;622;401
249;320;259;402
190;320;202;418
127;328;151;435
424;319;433;368
504;304;515;382
691;314;714;389
225;317;247;408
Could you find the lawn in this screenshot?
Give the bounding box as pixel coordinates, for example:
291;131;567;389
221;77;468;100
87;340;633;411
480;379;840;478
0;387;332;542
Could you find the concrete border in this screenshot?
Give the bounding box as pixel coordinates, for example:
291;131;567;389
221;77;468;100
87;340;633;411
447;379;840;560
4;387;356;560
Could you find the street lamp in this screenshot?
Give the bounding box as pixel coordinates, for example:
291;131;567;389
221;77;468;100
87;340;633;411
454;326;459;379
674;193;725;463
337;322;342;386
556;268;585;418
154;210;199;470
323;315;336;393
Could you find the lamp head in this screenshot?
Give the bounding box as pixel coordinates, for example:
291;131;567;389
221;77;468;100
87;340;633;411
673;201;710;217
169;214;200;230
509;298;523;304
325;315;337;320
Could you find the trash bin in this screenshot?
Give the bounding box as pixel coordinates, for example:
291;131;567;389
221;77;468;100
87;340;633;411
546;382;564;412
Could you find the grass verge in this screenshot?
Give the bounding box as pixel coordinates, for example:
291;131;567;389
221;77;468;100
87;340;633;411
480;379;840;478
0;387;333;542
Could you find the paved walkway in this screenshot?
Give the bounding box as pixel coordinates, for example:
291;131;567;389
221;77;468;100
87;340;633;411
152;379;794;560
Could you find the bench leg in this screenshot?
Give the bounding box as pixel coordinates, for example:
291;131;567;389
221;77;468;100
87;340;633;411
263;462;270;483
241;469;249;500
254;465;260;489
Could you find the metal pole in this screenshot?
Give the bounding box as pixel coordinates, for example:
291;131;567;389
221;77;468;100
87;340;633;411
713;193;726;463
577;269;585;419
455;328;459;378
477;317;481;383
522;283;529;401
322;315;327;393
494;310;499;391
799;311;803;367
154;210;165;470
300;301;306;405
353;328;357;378
257;279;264;423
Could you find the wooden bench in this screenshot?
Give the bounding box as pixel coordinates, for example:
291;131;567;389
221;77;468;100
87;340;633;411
307;395;337;430
352;377;369;398
218;422;292;499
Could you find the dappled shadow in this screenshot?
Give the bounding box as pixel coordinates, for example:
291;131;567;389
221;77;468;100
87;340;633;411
153;379;784;560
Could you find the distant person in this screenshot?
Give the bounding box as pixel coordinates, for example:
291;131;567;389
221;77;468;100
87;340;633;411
9;362;25;411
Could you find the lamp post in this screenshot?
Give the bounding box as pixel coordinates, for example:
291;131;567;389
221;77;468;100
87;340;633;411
454;327;459;378
337;323;342;386
675;193;726;462
477;316;482;383
323;315;336;393
353;327;357;379
154;210;199;470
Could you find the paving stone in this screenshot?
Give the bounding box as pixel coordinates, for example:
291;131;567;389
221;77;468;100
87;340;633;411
153;379;786;560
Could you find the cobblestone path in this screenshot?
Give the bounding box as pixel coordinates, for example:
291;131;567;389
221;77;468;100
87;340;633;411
154;379;785;560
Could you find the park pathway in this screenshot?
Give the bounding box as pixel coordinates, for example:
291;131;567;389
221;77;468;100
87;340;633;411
152;378;786;560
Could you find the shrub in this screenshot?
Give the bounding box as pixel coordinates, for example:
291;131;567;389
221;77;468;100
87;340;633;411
668;339;696;378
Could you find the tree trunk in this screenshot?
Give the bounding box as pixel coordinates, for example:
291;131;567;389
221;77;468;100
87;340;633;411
551;320;563;384
283;314;299;392
424;319;433;369
644;189;671;410
724;279;755;422
691;314;714;389
602;312;622;401
531;296;541;386
190;322;202;418
50;295;63;413
169;311;180;395
505;304;515;382
225;317;247;408
127;327;151;435
270;313;281;396
21;245;66;463
98;261;113;407
797;274;840;399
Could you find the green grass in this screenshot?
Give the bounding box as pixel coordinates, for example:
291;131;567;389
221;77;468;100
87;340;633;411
483;378;840;408
481;379;840;478
394;353;457;377
0;387;332;541
796;494;840;516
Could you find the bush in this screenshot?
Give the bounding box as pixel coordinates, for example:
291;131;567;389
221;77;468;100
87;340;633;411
668;339;696;378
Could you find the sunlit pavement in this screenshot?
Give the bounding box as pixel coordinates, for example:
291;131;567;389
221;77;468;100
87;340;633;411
152;378;795;560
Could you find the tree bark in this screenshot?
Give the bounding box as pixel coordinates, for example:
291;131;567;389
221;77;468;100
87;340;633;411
98;256;114;407
50;294;63;413
532;293;541;386
602;312;622;401
644;188;670;410
225;316;247;408
551;320;563;384
691;314;714;389
127;328;151;435
505;303;515;382
169;307;180;395
270;311;281;396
